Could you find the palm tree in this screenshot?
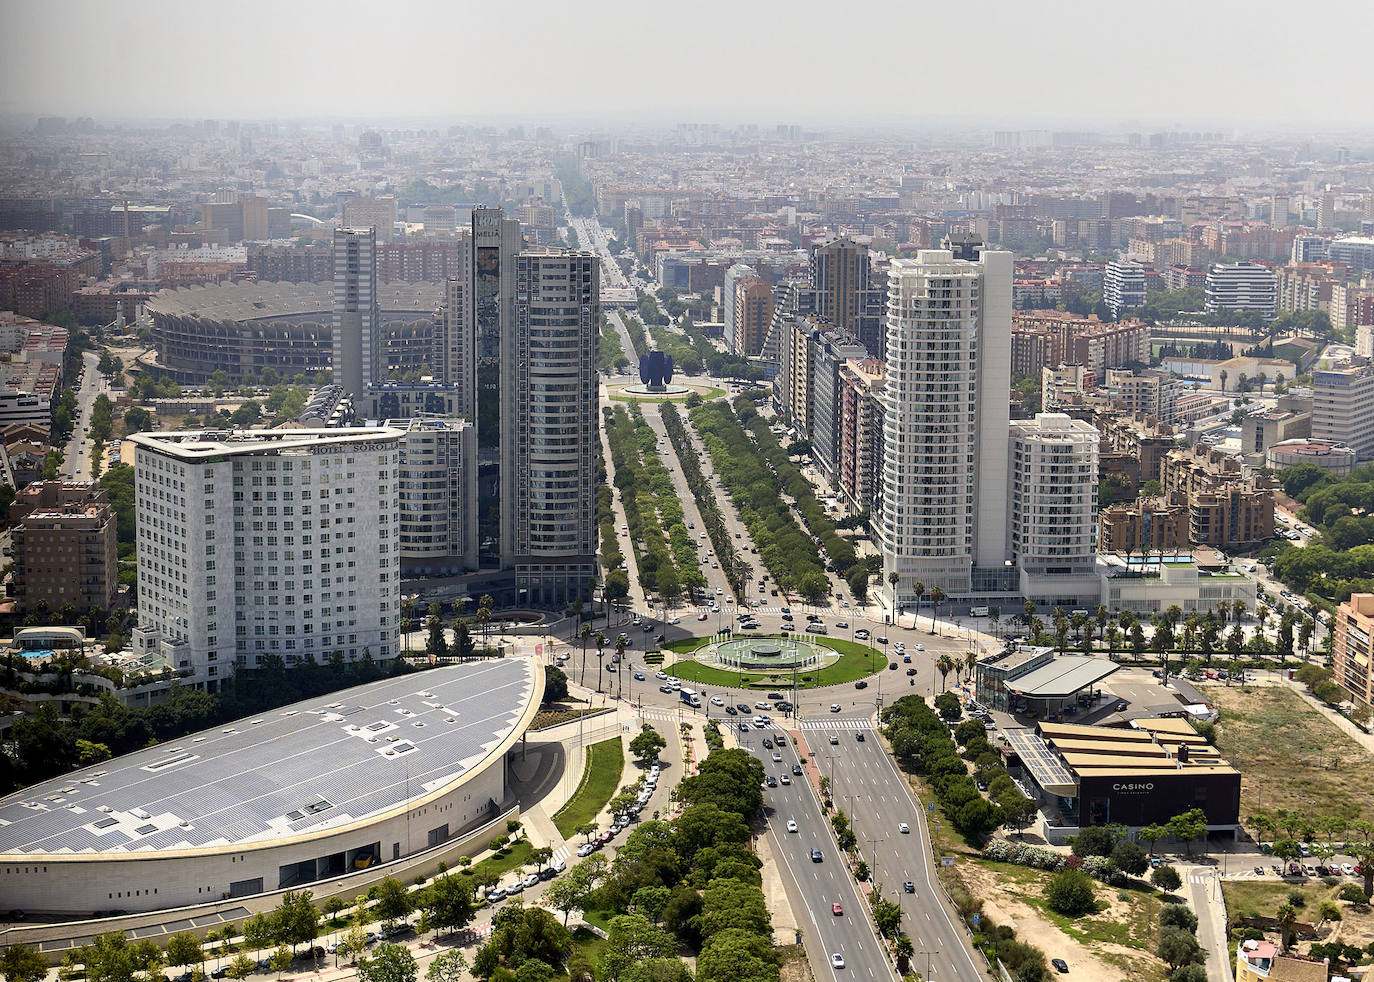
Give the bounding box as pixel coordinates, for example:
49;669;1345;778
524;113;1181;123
963;650;977;686
1022;599;1037;632
400;597;415;653
1218;368;1228;393
888;571;900;612
1276;902;1298;952
928;586;944;634
936;654;956;693
913;581;927;628
892;936;914;975
1095;604;1109;641
594;631;606;691
989;607;1001;638
615;637;627;699
578;623;591;686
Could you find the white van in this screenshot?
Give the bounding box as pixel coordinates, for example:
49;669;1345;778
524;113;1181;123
810;623;828;635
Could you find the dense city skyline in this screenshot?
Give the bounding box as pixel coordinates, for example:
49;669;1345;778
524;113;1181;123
3;0;1374;129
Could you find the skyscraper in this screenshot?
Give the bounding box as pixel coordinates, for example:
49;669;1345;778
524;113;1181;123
878;247;1012;603
332;227;379;401
811;236;869;334
507;251;600;606
723;263;757;354
471;206;524;567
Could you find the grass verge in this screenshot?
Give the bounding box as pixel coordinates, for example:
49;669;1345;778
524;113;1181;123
552;737;625;837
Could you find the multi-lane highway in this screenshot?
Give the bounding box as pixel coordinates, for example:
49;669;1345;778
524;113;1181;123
737;715;985;982
738;721;897;982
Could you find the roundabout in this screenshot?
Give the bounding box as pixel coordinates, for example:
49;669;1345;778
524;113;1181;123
699;634;840;672
663;634;886;690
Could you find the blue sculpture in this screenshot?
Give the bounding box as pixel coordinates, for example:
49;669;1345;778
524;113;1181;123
639;350;675;388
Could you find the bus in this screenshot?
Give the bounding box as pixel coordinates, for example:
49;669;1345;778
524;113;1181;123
680;687;702;708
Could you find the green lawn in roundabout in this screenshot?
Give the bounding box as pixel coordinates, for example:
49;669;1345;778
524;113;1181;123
661;634;886;689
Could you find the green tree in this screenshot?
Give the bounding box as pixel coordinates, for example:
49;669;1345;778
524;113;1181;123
1111;839;1149;876
373;876;413;929
630;725;667;764
165;934;203;977
268;947;293;979
0;945;49;982
226;955;256;982
1276;903;1299;952
1157;928;1204;971
600;914;678;982
428;871;476;936
515;961;556;982
1044;868;1096;917
697;929;777;982
1151;864;1182;893
358;943;418;982
1166;808;1208;856
426;951;469;982
1139;823;1168;855
1159;903;1198;933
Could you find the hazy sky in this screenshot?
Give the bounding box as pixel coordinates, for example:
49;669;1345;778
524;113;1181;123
3;0;1372;130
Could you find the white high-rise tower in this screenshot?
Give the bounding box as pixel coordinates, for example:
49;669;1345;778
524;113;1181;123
878;247;1012;604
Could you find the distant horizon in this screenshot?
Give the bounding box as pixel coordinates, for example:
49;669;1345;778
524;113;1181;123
4;0;1374;134
0;111;1370;145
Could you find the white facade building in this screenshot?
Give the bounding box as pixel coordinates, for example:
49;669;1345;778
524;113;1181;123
1205;262;1277;320
1009;413;1101;606
878;247;1012;601
389;416;478;574
130;428;403;688
1313;361;1374;460
1103;260;1146;317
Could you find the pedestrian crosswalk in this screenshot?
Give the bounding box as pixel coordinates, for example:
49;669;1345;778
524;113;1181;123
799;717;872;731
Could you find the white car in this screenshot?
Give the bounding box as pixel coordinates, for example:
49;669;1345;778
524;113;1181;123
831;954;845;970
667;616;680;625
830;704;842;712
656;671;668;680
1343;863;1357;876
915;643;924;652
786;820;798;833
899;822;910;834
711;696;724;706
715;588;724;595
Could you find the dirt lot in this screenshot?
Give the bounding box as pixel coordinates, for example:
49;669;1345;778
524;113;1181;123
1222;878;1374;954
1209;685;1374;822
957;859;1169;982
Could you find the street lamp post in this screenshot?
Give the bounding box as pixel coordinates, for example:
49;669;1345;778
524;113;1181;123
919;952;938;980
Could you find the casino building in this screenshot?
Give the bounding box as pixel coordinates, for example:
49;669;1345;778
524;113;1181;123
1003;717;1241;844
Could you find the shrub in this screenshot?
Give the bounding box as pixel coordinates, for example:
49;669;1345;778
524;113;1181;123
1045;868;1096;917
1339;883;1368;905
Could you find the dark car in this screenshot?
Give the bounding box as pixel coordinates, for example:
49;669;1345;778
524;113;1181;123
762;738;774;749
738;722;750;732
855;732;865;742
767;692;783;700
889;662;898;670
765;776;778;788
903;881;915;893
725;705;738;715
906;668;917;676
876;635;889;644
1051;958;1068;974
792;763;802;775
855;680;868;689
903;654;912;663
811;848;823;862
737;703;751;712
633;672;645;680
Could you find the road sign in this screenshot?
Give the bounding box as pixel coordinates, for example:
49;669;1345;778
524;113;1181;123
927;802;935;812
941;856;955;867
535;643;544;659
971;912;980;927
